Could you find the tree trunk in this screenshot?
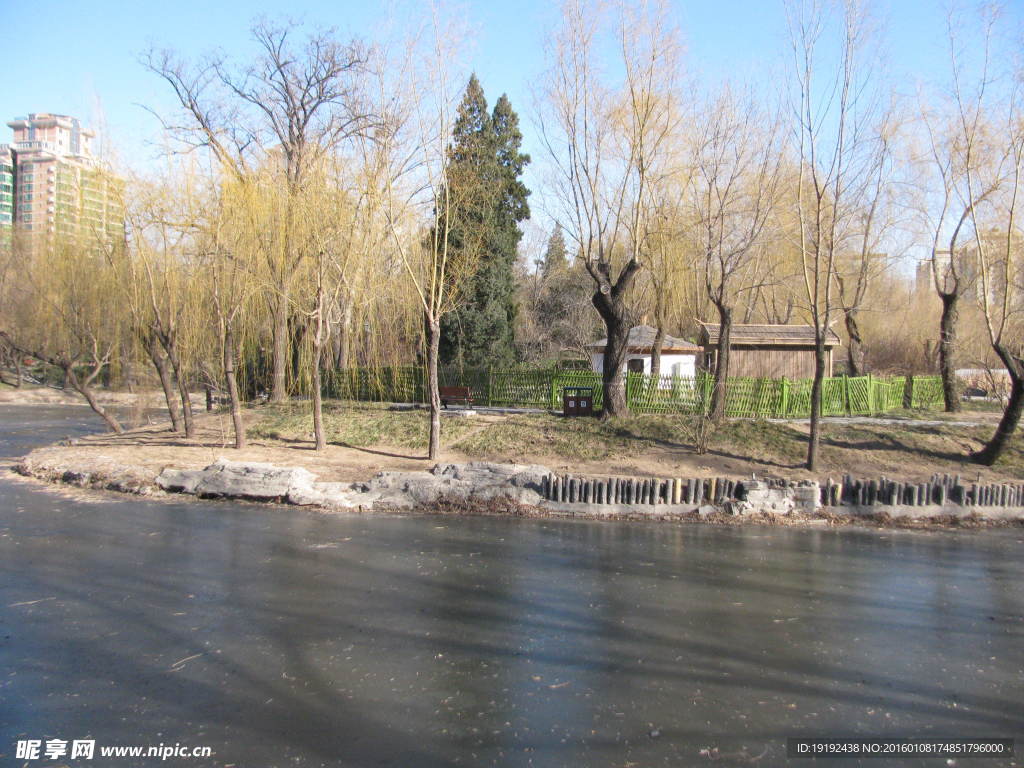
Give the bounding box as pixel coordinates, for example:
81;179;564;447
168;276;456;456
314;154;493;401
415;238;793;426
162;341;195;439
971;349;1022;466
938;292;961;413
224;325;246;449
594;306;629;418
710;302;732;423
122;342;136;394
806;334;827;471
289;314;309;394
844;309;864;377
591;264;640;419
145;334;183;432
650;325;665;379
312;287;327;453
270;288;290;403
333;301;352;370
425;313;442;460
65;364;123;434
14;355;22;387
312;351;326;451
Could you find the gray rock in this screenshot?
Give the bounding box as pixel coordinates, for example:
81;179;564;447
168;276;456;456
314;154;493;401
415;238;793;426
173;458;319;501
156;468;203;494
157;459;551;511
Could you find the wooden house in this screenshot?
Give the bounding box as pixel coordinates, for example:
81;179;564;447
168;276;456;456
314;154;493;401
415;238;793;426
697;323;840;379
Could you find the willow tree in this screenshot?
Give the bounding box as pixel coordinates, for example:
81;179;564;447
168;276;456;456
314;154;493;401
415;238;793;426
540;0;682;417
297;149;386;452
120;172;208;437
200;172;267;450
373;15;486;459
145;19;375;403
690;88;782;422
0;231;127;432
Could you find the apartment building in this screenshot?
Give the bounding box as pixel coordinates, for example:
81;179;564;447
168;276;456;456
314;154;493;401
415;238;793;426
0;113;122;250
0;146;13;253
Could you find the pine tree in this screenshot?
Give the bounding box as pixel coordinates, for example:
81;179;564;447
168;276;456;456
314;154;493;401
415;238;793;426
540;226;568;280
536;226;597;362
439;75;530;369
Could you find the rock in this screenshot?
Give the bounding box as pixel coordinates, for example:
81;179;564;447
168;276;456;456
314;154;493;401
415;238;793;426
186;458;318;501
443;409;477;418
155;459;551;512
156;468;202;494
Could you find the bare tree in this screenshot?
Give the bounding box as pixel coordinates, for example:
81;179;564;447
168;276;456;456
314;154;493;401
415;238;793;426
374;13;484;459
786;0;887;470
832;110;900;376
691;87;782;421
917;11;1006;412
953;8;1024;464
144;19;374;404
540;0;681;417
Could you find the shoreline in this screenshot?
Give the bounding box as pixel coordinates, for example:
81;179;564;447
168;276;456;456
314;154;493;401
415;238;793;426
14;443;1024;532
5;396;1022;531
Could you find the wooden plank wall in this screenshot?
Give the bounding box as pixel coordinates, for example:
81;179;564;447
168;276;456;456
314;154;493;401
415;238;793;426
705;345;833;379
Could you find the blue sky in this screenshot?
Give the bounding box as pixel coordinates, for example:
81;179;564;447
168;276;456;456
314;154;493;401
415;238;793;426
2;0;1019;237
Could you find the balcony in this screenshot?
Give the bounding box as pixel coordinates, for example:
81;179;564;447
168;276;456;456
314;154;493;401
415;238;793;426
11;141;59;153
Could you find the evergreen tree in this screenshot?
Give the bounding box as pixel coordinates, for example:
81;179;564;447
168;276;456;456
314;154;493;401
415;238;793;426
540;226;568;280
439;75;530;368
535;226;597;361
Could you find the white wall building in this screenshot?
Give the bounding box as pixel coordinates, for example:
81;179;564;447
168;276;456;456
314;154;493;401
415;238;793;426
587;325;700;378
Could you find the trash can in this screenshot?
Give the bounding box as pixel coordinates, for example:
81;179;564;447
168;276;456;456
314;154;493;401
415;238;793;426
563;386;594;417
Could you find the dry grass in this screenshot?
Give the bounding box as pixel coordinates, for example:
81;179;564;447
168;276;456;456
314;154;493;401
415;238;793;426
248;401;483;450
21;398;1020;486
244;403;1023;480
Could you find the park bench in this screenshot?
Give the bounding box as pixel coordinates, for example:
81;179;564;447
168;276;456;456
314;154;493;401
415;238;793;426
439;385;473;409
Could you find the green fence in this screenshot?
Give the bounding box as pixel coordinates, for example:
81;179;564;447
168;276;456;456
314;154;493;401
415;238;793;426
322;366;944;418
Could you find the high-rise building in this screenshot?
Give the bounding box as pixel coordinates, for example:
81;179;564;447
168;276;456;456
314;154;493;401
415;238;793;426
0;113;122;251
0;146;13;253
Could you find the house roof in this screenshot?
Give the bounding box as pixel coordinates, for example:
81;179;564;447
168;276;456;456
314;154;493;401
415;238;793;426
587;325;700;352
698;323;840;347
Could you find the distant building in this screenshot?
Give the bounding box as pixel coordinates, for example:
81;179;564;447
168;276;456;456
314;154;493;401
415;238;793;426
697;323;840;379
0;146;13;253
916;250;974;296
587;325;700;377
0;113;122;251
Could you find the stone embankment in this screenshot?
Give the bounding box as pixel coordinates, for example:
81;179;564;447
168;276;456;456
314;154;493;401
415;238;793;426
539;471;1024;521
15;450;1024;525
156;459;550;509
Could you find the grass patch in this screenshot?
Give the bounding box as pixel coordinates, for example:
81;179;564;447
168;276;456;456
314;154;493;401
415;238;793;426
452;413;807;464
248;401;479;451
711;419;808;465
819;421;1024;478
246;400;1024;477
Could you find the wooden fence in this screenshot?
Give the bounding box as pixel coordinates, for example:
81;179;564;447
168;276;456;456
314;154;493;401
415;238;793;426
321;367;944;418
